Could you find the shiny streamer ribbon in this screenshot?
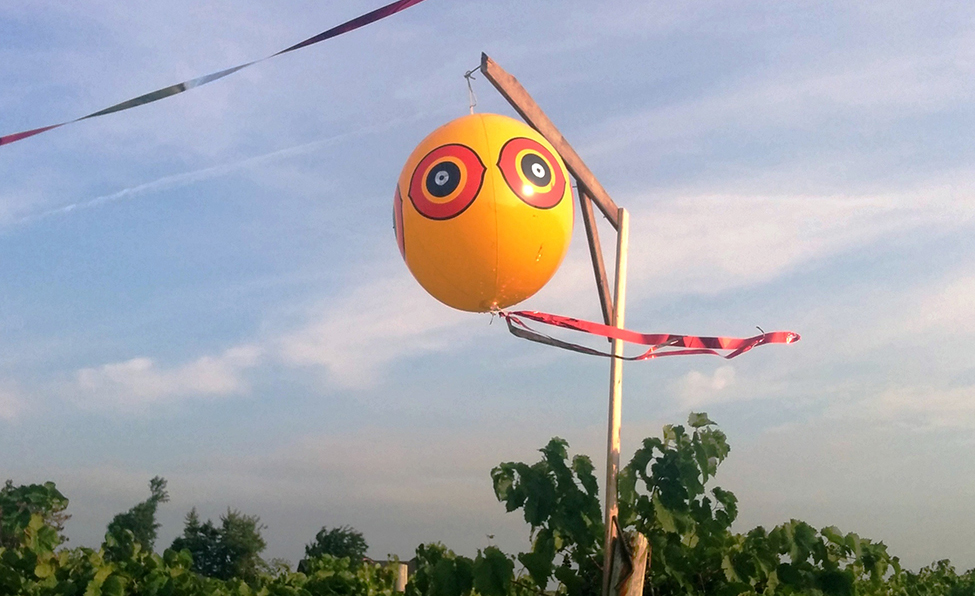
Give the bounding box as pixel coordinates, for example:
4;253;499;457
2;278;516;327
0;0;428;147
500;310;800;361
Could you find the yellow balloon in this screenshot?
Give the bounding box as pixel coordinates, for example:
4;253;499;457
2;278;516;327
394;113;574;312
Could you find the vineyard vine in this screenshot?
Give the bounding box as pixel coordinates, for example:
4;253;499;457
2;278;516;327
1;413;972;595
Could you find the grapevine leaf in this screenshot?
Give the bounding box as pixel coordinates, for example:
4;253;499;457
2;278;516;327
473;547;512;596
688;412;714;428
33;560;54;579
651;492;678;534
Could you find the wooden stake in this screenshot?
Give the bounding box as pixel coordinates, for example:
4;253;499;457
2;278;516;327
602;208;629;596
394;563;409;593
480;53;621;229
619;534;650;596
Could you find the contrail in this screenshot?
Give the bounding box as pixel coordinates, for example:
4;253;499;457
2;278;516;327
14;109;448;226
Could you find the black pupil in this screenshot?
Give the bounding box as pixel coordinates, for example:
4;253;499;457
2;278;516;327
426;162;461;198
520;154;551;187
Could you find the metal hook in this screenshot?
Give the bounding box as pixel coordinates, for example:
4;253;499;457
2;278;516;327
464;65;482;115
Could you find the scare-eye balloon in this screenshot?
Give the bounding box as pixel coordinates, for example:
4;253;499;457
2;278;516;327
394;113;573;312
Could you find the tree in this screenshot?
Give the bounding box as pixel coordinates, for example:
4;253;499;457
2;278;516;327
0;480;69;549
299;525;369;572
170;508;223;578
219;508;268;581
171;506;268;582
106;475;169;551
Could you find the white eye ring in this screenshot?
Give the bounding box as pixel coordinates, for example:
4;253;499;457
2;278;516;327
434;171;450;186
531;163;546;179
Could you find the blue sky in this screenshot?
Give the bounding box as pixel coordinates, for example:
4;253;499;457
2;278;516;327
2;0;975;571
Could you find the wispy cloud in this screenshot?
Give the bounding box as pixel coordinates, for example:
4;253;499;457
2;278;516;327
623;186;975;297
53;181;975;409
677;365;737;409
275;269;473;390
67;344;261;410
837;384;975;431
584;28;975;161
787;261;975;369
11;114;433;227
0;383;25;421
58;265;474;407
912;275;975;336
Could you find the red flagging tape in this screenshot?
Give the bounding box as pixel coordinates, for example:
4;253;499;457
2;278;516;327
500;310;799;361
0;0;428;147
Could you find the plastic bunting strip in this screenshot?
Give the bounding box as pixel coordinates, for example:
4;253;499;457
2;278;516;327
0;0;428;147
500;310;800;361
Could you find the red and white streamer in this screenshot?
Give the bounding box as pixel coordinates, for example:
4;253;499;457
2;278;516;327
0;0;428;147
500;310;799;360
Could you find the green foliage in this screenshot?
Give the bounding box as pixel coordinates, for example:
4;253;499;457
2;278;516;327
406;543;535;596
484;414;970;596
169;508;223;579
0;480;69;549
618;414;738;593
217;509;268;582
869;559;975;596
170;507;268;582
294;553;400;596
491;438;603;596
299;526;369;573
106;476;169;552
407;543;474;596
614;414;905;595
2;414;975;596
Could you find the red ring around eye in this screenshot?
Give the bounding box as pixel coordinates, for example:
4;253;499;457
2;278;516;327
408;144;485;220
393;186;406;259
497;137;566;209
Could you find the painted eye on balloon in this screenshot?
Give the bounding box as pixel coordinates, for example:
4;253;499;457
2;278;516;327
408;144;486;220
497;137;566;209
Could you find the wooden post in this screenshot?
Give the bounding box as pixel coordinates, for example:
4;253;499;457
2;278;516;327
476;52;632;596
601;208;629;596
394;562;409;592
619;534;650;596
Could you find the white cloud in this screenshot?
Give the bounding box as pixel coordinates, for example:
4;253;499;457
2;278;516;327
0;384;25;421
275;269;473;389
833;384;975;432
785;262;975;369
263;182;975;390
12;111;439;227
69;344;261;410
677;365;737;408
583;26;975;161
624;188;975;297
914;276;975;335
54;264;482;410
874;271;975;350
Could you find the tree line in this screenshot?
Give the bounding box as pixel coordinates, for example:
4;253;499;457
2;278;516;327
2;413;973;595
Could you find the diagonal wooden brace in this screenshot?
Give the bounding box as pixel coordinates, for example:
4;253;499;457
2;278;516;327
579;187;614;327
480;53;621;230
